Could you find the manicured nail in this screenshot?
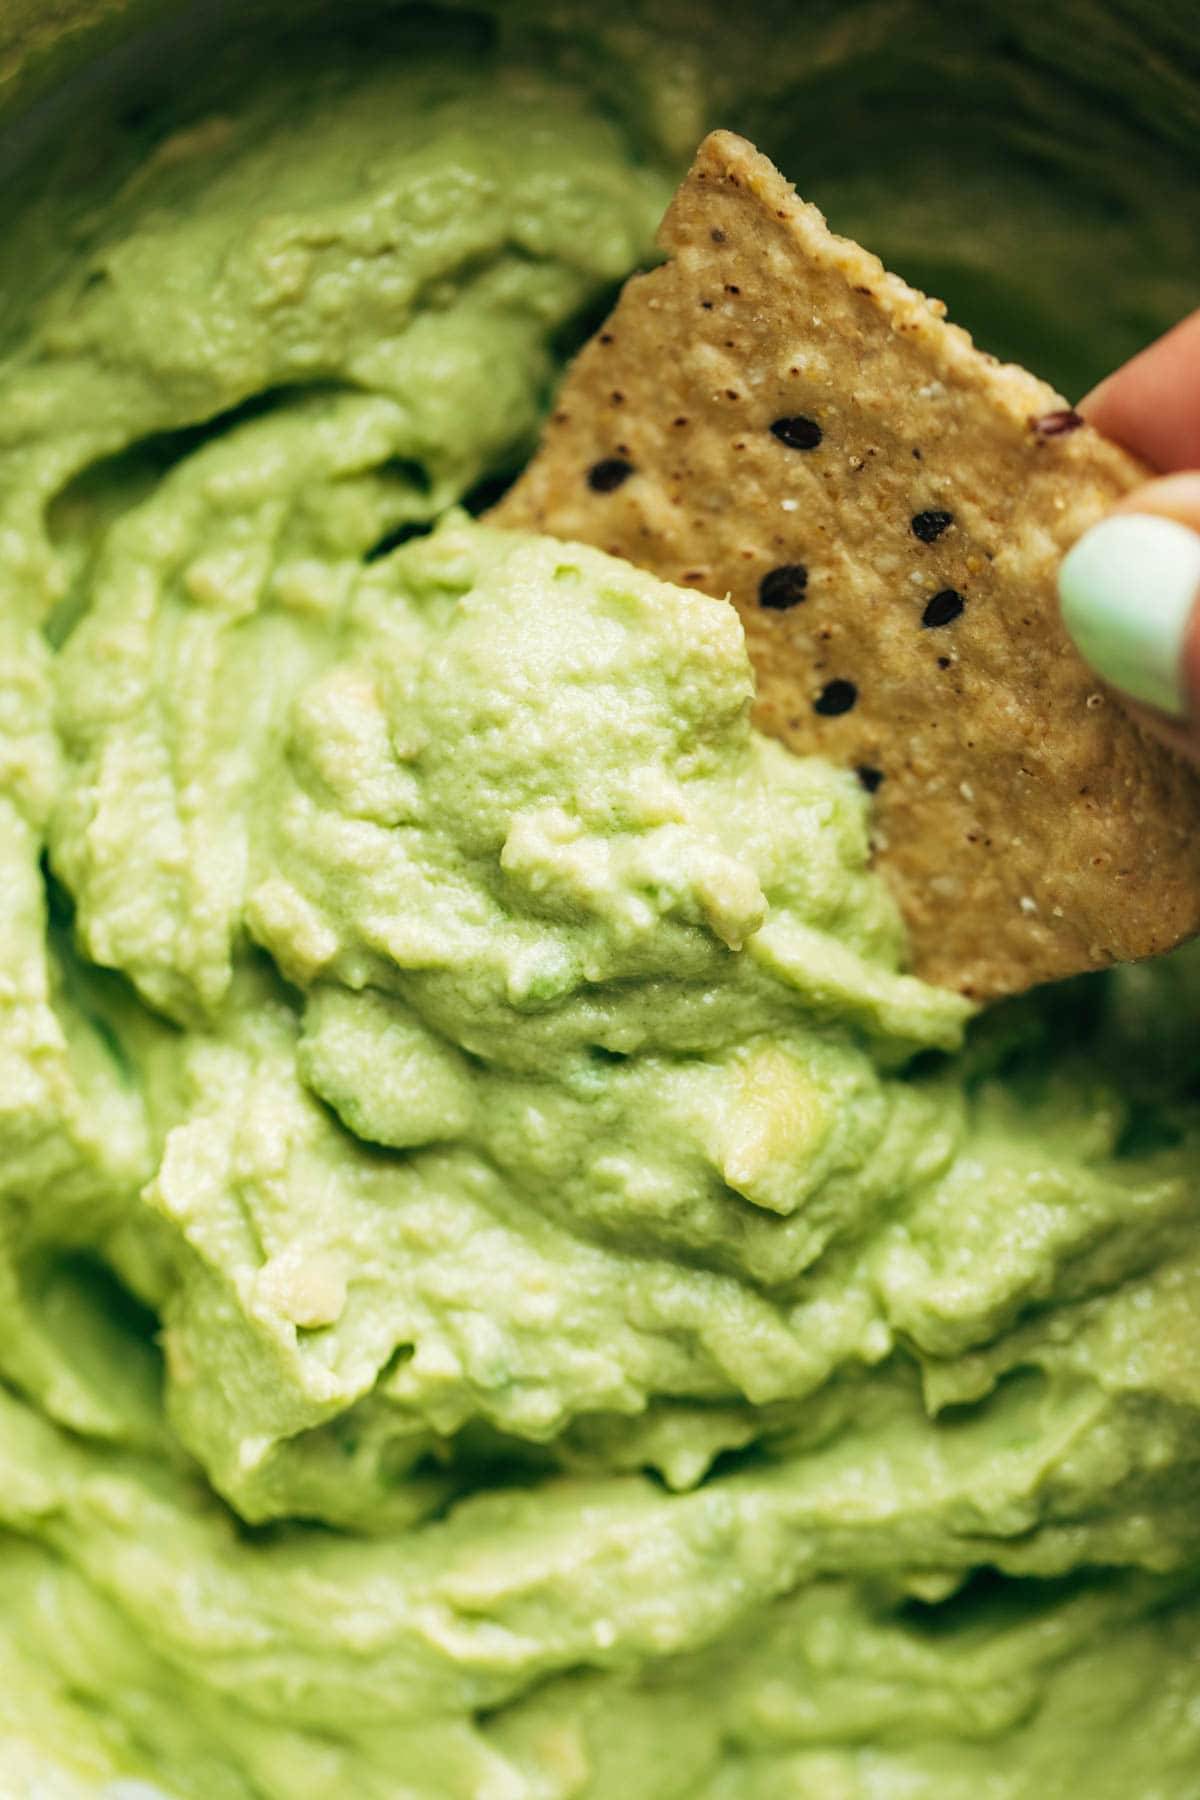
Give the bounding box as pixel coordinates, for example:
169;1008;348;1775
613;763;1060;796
1058;513;1200;717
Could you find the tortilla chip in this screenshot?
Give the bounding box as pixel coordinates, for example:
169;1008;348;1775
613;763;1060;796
492;129;1200;998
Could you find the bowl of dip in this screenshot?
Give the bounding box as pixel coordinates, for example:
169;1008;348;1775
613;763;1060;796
0;4;1198;1794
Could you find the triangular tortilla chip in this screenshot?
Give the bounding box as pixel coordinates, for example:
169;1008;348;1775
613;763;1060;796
492;130;1200;999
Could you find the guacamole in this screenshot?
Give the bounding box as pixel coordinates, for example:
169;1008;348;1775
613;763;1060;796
1;4;1200;1794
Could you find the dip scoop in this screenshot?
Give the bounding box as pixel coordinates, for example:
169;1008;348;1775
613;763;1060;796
493;130;1200;1000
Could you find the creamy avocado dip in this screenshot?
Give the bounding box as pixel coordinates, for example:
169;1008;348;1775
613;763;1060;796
2;3;1200;1794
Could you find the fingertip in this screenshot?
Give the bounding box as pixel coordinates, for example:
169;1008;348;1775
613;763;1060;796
1058;512;1200;719
1077;309;1200;471
1110;471;1200;533
1076;370;1115;425
1183;584;1200;717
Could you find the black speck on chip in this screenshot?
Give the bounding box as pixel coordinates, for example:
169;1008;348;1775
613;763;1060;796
586;457;635;493
911;508;954;543
813;678;857;716
770;415;822;451
758;564;808;609
856;764;884;793
922;587;965;629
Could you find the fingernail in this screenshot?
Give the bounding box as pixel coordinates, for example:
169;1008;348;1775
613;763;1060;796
1059;513;1200;717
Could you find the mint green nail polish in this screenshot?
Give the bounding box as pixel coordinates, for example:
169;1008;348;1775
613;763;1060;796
1058;513;1200;717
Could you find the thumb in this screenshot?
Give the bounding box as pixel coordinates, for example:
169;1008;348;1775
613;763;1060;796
1058;475;1200;754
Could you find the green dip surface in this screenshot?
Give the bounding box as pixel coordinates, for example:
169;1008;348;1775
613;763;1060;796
2;3;1200;1793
